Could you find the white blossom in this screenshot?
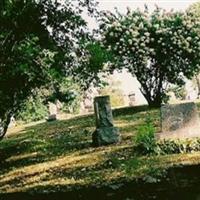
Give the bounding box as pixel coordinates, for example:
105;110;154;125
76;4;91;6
128;39;133;45
144;32;150;37
154;24;159;29
126;30;130;35
139;23;144;29
109;32;114;37
150;38;155;42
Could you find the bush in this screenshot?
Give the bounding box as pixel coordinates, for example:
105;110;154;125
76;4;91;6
133;114;156;155
156;139;200;155
134;131;200;155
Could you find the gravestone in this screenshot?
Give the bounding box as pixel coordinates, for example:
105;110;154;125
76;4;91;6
8;116;16;128
92;96;121;146
46;102;57;121
157;102;200;140
128;93;136;106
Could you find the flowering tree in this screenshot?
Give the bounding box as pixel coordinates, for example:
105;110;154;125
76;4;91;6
187;2;200;19
100;7;200;107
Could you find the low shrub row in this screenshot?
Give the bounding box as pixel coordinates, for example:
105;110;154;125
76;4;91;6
134;138;200;155
133;113;200;155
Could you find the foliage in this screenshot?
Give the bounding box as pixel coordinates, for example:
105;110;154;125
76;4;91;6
57;78;83;114
135;130;200;155
100;7;200;107
0;0;97;139
168;85;187;100
16;77;83;121
72;41;114;89
187;1;200;19
133;114;156;155
16;95;48;123
156;139;200;155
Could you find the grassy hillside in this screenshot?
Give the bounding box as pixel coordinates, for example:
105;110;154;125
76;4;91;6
1;105;200;194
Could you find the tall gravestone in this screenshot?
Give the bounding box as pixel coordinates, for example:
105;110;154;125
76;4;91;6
157;102;200;140
92;96;121;146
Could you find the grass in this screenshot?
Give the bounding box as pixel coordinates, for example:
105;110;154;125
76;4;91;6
1;105;200;194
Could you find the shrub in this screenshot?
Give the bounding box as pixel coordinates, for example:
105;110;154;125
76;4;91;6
156;139;200;155
134;135;200;155
133;114;156;155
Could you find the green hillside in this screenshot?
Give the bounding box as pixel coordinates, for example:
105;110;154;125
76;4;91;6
1;106;200;195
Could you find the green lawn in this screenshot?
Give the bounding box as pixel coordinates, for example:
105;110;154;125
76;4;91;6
1;105;200;194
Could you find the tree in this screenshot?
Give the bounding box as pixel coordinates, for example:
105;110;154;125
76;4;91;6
16;77;82;122
99;7;200;107
168;85;187;101
187;1;200;19
0;0;97;139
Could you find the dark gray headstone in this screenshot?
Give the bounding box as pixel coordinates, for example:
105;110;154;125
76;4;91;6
92;96;120;146
158;102;200;140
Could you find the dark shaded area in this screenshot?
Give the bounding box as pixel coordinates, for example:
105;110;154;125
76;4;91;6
112;105;150;117
0;115;95;175
1;164;200;200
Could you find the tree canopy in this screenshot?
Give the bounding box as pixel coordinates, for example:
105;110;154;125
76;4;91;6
0;0;97;139
99;7;200;107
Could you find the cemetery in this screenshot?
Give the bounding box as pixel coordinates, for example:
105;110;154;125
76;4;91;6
1;101;200;199
2;0;200;199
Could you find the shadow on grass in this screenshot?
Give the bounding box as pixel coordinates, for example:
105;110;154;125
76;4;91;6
0;106;160;173
0;115;96;172
0;105;161;194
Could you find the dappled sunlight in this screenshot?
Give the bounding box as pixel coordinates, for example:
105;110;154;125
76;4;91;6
0;106;168;194
0;143;130;193
114;120;141;128
6;152;40;163
1;105;200;194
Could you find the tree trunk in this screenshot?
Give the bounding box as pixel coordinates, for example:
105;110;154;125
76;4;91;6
0;112;12;141
195;75;200;99
140;81;163;108
147;97;162;108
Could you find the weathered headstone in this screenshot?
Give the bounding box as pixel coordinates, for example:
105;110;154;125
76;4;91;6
8;116;16;128
157;102;200;140
92;96;121;146
128;93;136;106
46;102;57;121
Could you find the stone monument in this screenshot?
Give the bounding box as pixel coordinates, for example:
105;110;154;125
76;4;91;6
46;102;57;121
157;102;200;140
92;96;121;146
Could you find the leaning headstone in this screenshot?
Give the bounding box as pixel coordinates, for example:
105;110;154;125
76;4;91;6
46;102;57;121
157;102;200;140
92;96;121;146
